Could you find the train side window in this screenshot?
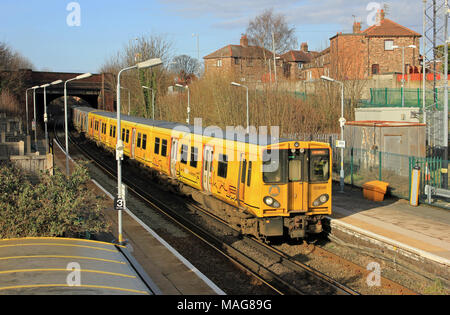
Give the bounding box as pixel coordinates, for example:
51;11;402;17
125;129;130;143
154;137;160;154
109;125;113;137
247;161;252;186
180;145;188;164
241;159;247;184
137;133;142;148
190;147;198;168
218;154;228;178
122;128;125;140
142;134;147;150
113;126;116;138
90;119;93;129
161;139;168;157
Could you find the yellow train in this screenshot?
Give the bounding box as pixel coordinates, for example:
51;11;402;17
72;107;332;240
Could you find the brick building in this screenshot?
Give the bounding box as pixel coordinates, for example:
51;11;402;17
280;42;319;80
203;35;282;82
301;10;421;81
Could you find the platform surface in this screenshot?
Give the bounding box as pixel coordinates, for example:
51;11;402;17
0;237;153;295
331;184;450;264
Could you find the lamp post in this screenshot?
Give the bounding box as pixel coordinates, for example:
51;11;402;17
32;85;39;149
231;82;249;133
321;75;345;193
25;87;34;136
175;84;190;124
116;58;162;245
142;86;155;120
40;80;62;153
192;33;200;61
120;87;131;115
64;73;92;176
392;45;416;107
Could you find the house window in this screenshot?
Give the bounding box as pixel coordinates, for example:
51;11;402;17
234;58;240;65
297;63;303;69
216;59;222;67
372;64;380;75
385;40;394;51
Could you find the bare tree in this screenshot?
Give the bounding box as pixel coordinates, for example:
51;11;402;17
246;9;297;55
0;42;33;70
99;34;174;118
170;55;201;82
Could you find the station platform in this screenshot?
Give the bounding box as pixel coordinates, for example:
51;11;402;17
330;183;450;278
52;138;224;295
0;237;157;295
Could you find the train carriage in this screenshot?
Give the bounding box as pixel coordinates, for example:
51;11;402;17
73;108;332;240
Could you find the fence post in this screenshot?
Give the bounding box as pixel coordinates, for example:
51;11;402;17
350;147;354;186
409;157;412;199
379;151;382;181
385;88;388;105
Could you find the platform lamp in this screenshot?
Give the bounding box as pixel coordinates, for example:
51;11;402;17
64;73;92;177
175;84;190;124
30;85;40;149
321;75;345;193
116;58;163;245
392;45;416;107
40;80;62;153
231;82;249;134
142;85;155;120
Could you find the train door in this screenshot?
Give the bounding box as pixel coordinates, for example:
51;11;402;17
131;128;136;159
170;138;178;177
202;146;214;193
237;153;247;207
288;149;307;212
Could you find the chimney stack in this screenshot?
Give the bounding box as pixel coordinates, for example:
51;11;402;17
240;35;249;47
353;21;361;33
301;42;308;52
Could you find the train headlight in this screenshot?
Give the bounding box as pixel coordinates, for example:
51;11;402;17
313;194;329;207
264;196;280;208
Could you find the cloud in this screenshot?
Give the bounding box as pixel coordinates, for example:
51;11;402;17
160;0;423;33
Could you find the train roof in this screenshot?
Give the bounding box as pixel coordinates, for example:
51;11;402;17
76;107;295;146
0;237;160;295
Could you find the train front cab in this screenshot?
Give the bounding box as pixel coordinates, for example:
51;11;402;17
256;141;332;239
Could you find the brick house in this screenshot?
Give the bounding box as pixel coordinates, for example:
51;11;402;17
301;10;421;80
203;35;282;82
280;42;320;80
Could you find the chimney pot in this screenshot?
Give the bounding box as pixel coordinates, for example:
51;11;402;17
240;35;248;47
353;22;361;33
301;42;308;52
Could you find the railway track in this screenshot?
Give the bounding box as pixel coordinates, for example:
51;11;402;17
53;121;358;295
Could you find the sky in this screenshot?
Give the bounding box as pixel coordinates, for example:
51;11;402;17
0;0;423;73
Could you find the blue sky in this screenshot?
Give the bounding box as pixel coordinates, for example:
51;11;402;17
0;0;423;73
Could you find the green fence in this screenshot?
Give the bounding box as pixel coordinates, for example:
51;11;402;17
361;88;448;109
332;147;443;200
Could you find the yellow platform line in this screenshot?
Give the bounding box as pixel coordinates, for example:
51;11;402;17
0;255;126;265
0;243;117;253
0;284;149;295
0;268;136;279
0;237;125;248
